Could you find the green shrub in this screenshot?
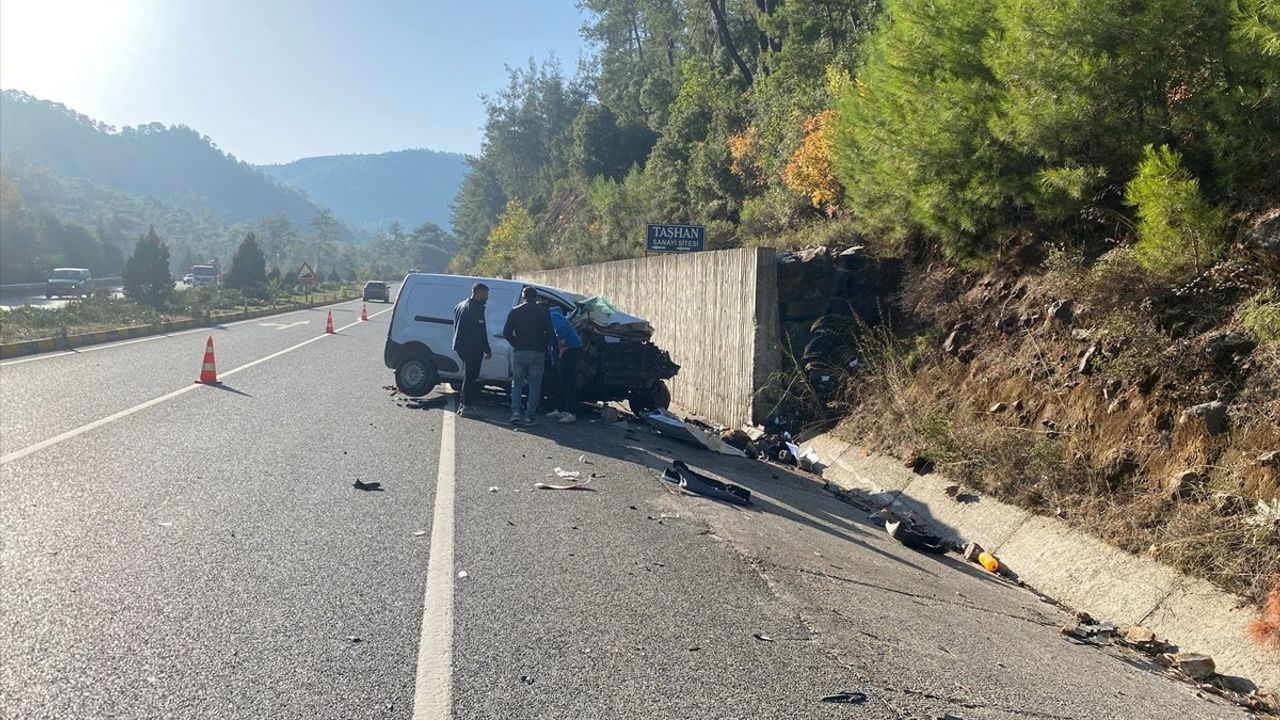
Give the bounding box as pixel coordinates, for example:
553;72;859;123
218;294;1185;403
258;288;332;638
1125;145;1228;276
1239;290;1280;344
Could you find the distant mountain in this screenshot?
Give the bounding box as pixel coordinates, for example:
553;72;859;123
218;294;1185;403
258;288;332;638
260;149;468;230
0;90;331;231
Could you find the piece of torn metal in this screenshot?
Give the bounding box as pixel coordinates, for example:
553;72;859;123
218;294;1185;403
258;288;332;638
534;480;596;491
645;410;746;457
662;460;751;506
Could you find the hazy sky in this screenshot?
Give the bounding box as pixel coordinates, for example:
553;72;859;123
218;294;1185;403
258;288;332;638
0;0;589;164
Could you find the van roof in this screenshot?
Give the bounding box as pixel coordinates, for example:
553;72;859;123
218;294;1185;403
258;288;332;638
403;272;584;303
52;267;90;272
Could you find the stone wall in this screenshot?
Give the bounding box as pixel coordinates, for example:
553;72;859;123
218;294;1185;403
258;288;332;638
518;248;780;428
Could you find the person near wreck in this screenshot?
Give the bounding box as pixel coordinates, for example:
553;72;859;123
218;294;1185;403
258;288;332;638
502;286;556;424
451;282;491;416
545;304;584;425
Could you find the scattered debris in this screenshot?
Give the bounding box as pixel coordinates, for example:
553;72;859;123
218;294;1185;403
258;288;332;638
881;509;947;554
346;636;362;643
819;691;867;705
662;460;751;506
457;571;469;579
962;541;985;563
519;675;535;686
978;551;1000;574
578;454;592;465
644;410;746;456
1159;652;1216;680
403;396;449;410
157;522;173;527
944;484;961;498
488;486;499;493
753;633;774;642
552;468;582;479
413;530;427;537
534;480;596;491
352;479;383;492
798;447;825;473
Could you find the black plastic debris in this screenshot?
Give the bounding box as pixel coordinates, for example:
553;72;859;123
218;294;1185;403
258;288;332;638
352;479;383;492
881;509;947;554
662;461;751;506
820;691;867;704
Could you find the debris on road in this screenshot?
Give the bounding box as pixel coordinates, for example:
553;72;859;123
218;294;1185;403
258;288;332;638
402;396;449;410
753;633;774;642
662;460;751;506
977;551;1000;573
578;454;592;464
819;691;867;704
345;636;362;643
644;410;746;456
552;467;582;479
352;479;383;492
881;509;947;554
413;530;427;537
961;541;985;563
1158;652;1216;680
534;480;596;491
488;486;500;493
457;571;469;579
519;675;535;686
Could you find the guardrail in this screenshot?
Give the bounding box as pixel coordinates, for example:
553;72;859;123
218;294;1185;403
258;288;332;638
0;277;124;294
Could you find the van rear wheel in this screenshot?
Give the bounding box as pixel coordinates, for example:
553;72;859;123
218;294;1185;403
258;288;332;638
395;355;437;397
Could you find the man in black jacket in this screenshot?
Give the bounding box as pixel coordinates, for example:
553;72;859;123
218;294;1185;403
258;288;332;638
502;286;556;424
452;283;491;415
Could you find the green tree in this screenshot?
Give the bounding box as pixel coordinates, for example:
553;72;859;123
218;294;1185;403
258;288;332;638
327;268;341;283
225;232;267;290
309;208;341;272
449;158;507;272
1125;145;1227;276
473;199;537;277
122;226;172;307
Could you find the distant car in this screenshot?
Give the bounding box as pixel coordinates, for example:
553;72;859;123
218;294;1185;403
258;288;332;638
190;265;217;286
363;280;391;303
182;273;195;285
45;267;92;299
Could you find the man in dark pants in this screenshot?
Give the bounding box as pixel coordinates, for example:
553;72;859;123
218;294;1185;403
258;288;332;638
452;283;491;416
545;305;584;424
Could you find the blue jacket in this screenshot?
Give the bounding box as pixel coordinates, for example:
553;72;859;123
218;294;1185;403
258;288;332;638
452;297;490;357
549;307;582;349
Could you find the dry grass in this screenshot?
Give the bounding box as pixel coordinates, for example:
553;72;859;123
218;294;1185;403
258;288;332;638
833;257;1280;606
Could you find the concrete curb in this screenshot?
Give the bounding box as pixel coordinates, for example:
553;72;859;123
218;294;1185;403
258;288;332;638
0;295;360;359
801;432;1280;691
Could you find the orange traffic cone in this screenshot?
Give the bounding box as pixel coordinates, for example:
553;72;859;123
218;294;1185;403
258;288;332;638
360;303;369;321
195;336;219;384
325;311;335;334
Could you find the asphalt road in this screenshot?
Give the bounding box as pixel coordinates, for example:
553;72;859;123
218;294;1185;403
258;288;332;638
0;297;1252;719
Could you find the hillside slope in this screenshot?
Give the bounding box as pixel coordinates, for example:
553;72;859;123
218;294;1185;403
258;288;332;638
260;149;467;230
0;90;325;228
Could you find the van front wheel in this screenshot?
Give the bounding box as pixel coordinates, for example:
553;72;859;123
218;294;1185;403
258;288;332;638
395;355;437;397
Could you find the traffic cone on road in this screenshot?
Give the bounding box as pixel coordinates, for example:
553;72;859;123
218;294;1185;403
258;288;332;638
325;311;335;334
195;336;219;384
360;303;369;321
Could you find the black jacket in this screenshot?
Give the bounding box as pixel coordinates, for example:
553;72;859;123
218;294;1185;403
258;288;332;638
452;298;490;357
502;302;556;353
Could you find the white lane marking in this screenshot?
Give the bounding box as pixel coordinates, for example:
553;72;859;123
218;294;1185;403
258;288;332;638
413;408;456;720
0;306;393;465
258;320;310;330
0;301;359;367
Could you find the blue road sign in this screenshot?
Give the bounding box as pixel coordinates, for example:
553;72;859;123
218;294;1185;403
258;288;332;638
646;223;706;253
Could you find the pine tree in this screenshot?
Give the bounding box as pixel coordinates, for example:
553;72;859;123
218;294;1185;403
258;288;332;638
122;226;172;308
225;232;267;290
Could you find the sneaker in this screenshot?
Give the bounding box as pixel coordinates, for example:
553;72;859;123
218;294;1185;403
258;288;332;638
545;410;564;420
558;413;577;424
523;415;538;426
509;413;524;424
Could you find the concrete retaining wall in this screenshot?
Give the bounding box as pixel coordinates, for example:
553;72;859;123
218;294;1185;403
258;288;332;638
519;248;780;428
802;433;1280;691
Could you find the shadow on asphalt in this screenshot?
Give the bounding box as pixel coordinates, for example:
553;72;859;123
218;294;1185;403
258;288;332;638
200;383;253;398
401;386;1031;590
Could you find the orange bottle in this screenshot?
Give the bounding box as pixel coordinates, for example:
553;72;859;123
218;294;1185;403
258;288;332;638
978;552;1000;573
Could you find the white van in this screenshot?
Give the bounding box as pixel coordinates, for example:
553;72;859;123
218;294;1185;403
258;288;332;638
383;273;581;397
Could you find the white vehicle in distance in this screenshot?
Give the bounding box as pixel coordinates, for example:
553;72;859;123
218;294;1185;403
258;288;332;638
182;273;195;285
190;265;217;286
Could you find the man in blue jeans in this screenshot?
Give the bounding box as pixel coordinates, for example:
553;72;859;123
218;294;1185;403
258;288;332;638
502;287;556;424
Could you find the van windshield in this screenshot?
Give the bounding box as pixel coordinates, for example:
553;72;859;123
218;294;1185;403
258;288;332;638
192;266;215;277
49;270;86;280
